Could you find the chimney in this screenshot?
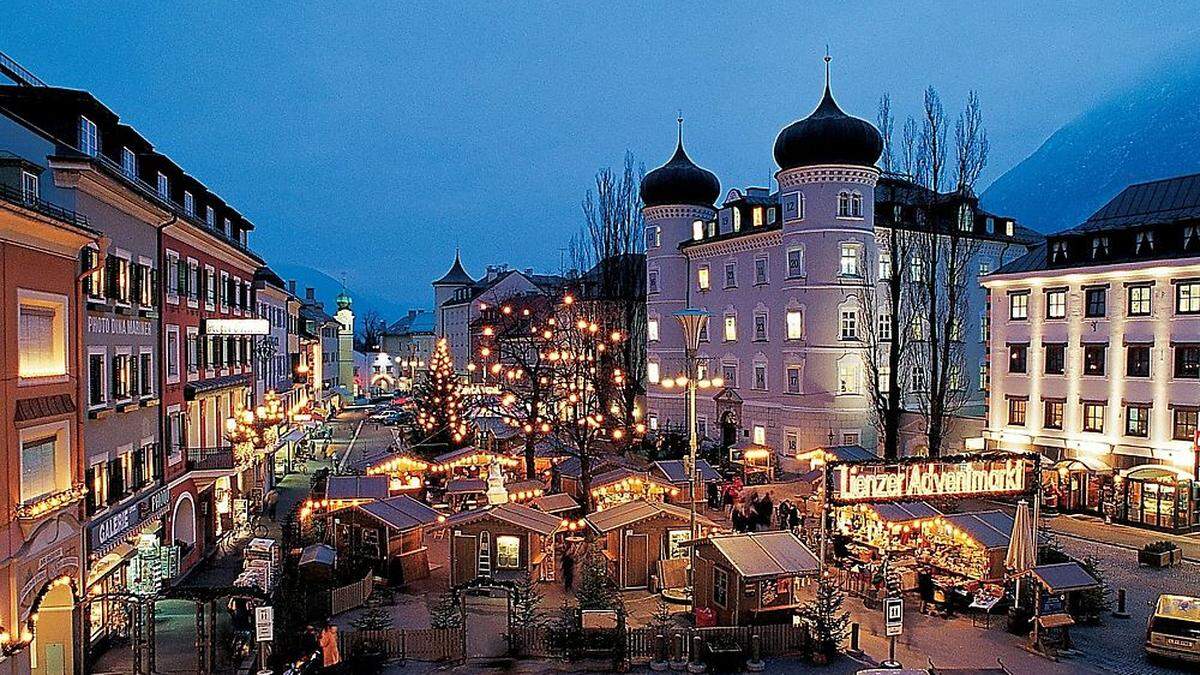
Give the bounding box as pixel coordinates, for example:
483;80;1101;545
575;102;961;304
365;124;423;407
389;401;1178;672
408;309;417;318
524;268;533;275
306;287;315;301
288;279;297;295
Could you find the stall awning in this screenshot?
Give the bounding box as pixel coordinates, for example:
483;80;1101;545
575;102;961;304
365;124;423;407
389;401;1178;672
325;475;390;501
942;511;1016;550
707;531;820;579
1031;562;1101;594
275;426;307;448
1055;456;1112;473
866;500;943;523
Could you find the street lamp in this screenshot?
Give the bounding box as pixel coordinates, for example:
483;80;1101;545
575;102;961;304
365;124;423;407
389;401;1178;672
674;308;708;611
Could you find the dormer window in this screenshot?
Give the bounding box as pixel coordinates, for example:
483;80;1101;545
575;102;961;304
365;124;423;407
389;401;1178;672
1005;220;1014;236
78;116;98;156
692;220;704;241
1186;225;1199;251
121;147;136;177
986;217;995;234
183;191;195;216
767;207;776;223
1136;230;1154;254
206;206;215;227
892;205;902;223
732;208;742;232
156;172;169;199
20;171;38;202
958;205;973;232
1092;236;1109;259
752;207;763;227
1051;241;1068;263
223;217;232;235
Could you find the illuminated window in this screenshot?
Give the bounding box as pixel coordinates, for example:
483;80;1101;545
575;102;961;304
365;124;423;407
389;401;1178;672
647;317;659;342
648;414;658;431
879;252;893;279
732;208;742;231
840;309;858;340
78;116;98;156
752;207;763;227
20;421;70;504
1009;292;1029;320
1177;281;1200;314
786;310;803;340
1007;397;1027;426
752;425;765;444
1127;284;1152;316
1125;405;1149;438
692;220;704;241
697;267;710;291
18;291;68;379
910;315;925;341
1082;403;1105;433
1005;220;1014;237
723;315;737;342
647;361;660;384
978;261;990;276
909;256;924;282
495;535;520;569
1045;289;1066;319
839;243;861;277
1043;400;1064;430
837;359;860;394
667;530;689;559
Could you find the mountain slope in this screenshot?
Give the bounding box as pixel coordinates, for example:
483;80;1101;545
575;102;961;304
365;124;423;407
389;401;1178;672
983;50;1200;233
271;262;411;323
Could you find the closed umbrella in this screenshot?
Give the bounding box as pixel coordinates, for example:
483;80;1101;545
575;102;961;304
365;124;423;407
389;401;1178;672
1006;499;1036;608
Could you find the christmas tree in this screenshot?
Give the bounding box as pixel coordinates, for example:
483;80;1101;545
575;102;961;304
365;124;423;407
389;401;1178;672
429;592;463;629
414;338;472;450
800;574;850;660
574;542;622;612
510;571;544;629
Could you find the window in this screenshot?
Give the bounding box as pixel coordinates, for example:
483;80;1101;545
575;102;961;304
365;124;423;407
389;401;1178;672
1043;400;1064;430
840;309;858;340
910;365;926;392
785;431;799;456
1127;285;1152;316
794;193;805;220
183;191;195;216
698;321;709;343
1125;405;1149;438
1177;281;1200;314
646;226;660;248
878;365;891;393
166;327;180;380
786;309;803;340
1005;221;1014;237
88;353;106;407
157;172;169;198
732;208;741;231
21;426;68;504
959;204;974;232
753;363;767;390
206;205;215;228
692;220;704;241
647;270;658;294
909;256;924;282
1044;344;1065;375
753;313;767;341
1126;345;1151;378
647;317;659;342
754;257;768;285
1082;403;1105;433
838;191;851;217
787;248;804;278
1092;236;1109;259
1135;230;1155;254
78;116;98;156
21;170;38;201
910;315;924;341
1045;289;1066;319
186;329;199;373
1051;241;1068;263
1007;397;1027;426
837;359;860;394
752;207;763;227
986;217;995;234
713;567;729;608
18;291;68;379
978;261;990;277
839;243;861;277
205;268;216;306
979;363;988;390
697;267;710;291
724;263;736;288
1009;292;1029;320
121;147;136;177
140;352;153;396
1085;287;1106;318
721;364;737;388
647;361;660;384
1083;344;1106;376
786;365;801;394
752;425;766;445
1176;344;1200;379
723;315;736;342
667;530;690;559
1173;409;1199;441
495;535;520;569
877;313;892;341
1009;344;1028;374
879;251;893;279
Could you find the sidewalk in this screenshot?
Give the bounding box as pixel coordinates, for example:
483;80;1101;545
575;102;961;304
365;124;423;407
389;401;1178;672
1048;512;1200;561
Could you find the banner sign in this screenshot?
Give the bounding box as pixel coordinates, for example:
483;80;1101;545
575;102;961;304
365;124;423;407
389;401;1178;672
827;453;1035;505
202;318;269;336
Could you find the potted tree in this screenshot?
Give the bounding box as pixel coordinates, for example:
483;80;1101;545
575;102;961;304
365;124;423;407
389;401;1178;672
1138;541;1182;568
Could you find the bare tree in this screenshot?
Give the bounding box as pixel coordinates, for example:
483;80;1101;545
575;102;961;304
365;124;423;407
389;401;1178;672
359;309;386;350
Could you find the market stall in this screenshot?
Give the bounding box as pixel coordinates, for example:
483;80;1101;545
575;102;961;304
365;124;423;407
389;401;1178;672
431;446;521;480
530;492;580;518
652;459;722;509
585;499;717;590
693;531;820;626
1028;561;1102;655
730;441;776;482
589;467;680;511
794;444;877;473
444;478;488;511
364;453;432;495
327;495;441;584
438;503;563;585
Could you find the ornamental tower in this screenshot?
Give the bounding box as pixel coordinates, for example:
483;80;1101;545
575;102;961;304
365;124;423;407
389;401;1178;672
432;250;474;338
642;117;720;415
335;288;355;392
771;55;883;447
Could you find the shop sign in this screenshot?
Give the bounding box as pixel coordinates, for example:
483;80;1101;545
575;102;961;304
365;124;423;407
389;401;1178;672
132;534;179;597
203;318;269;335
88;486;170;553
885;598;903;636
830;456;1030;504
256;606;274;642
87;315;153;336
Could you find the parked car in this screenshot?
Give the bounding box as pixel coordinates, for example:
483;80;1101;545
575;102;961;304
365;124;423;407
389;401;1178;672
1146;594;1200;664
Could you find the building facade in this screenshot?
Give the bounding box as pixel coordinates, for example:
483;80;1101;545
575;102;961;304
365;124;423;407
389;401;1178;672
983;172;1200;532
381;309;435;391
642;69;1035;464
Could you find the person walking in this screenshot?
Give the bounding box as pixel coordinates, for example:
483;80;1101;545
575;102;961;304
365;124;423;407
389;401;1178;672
562;549;575;591
264;488;280;521
318;623;341;673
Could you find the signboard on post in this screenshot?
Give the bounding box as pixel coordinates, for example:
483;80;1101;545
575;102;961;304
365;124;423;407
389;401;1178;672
885;597;903;637
255;606;274;642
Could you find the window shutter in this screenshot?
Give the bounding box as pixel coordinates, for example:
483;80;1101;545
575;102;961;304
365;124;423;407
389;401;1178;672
106;255;119;299
132;265;143;305
150;268;160;307
177;260;187;296
130;356;140;397
110;355;120;397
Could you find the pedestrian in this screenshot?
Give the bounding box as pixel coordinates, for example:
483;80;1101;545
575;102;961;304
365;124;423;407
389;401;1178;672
265;488;280;521
788;502;800;532
318;623;341;672
562;549;575;591
707;481;720;509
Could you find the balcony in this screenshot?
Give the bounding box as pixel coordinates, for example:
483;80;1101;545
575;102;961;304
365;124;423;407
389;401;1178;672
186;445;236;472
0;181;91;229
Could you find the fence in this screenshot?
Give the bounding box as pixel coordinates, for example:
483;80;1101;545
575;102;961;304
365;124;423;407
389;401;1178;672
339;628;464;662
329;573;374;616
511;623;810;663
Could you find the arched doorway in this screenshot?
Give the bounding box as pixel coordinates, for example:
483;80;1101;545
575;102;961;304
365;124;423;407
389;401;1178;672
720;411;739;448
173;493;197;549
31;579;77;675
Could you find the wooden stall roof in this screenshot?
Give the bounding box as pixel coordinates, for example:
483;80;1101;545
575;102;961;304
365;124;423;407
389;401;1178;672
942;510;1016;550
325;476;390;501
1031;562;1101;594
445;478;487;494
553;454;636;479
505;479;546;495
706;531;819;579
530;493;578;514
800;444;877;463
440;502;561;536
653;459;722;484
356;495;441;532
864;500;943;523
591;467;674;491
586;499;716;534
434;445;486;463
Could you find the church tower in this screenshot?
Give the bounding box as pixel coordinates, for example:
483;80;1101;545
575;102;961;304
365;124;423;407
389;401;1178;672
432;250;474;338
335;288;356;393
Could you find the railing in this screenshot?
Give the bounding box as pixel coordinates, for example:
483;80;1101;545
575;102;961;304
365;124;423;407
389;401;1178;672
339;628;463;662
0;182;90;228
512;623;811;662
0;50;47;86
329;573;374;617
186;445;236;471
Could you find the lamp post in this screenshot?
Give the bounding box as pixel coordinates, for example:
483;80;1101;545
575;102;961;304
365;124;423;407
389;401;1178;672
674;308;708;611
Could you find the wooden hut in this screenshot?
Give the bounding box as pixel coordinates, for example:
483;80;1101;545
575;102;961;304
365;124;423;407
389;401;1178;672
440;503;562;586
323;475;390;507
530;493;580;519
326;495;441;584
552;455;635;501
586;500;717;590
444;478;487;512
693;531;820;625
652;459;723;508
589;467;680;511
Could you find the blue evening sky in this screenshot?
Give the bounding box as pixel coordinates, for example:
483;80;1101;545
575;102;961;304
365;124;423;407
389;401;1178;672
4;2;1198;311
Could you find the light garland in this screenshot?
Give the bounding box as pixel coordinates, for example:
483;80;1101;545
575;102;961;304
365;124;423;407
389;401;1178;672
17;483;88;519
0;575;75;656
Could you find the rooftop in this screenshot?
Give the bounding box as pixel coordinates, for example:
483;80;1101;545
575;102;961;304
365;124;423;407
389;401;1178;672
705;531;820;578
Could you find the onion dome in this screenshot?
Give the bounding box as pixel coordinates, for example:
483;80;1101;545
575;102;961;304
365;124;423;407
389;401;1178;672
640;118;720;208
335;289;352;310
433;250;474;286
773;57;883;171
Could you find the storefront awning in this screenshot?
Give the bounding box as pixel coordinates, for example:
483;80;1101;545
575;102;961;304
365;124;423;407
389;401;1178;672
185;374;250;400
1054;456;1112;473
1031;561;1101;594
1123;464;1192;482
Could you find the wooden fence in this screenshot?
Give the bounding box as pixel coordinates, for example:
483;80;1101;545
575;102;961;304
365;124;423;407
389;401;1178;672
339;628;464;662
329;573;374;616
511;623;810;663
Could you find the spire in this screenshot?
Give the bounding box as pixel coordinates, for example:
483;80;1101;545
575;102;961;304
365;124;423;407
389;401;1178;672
814;49;842;117
824;46;832;94
677;110;684;148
